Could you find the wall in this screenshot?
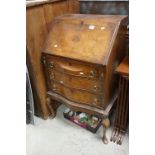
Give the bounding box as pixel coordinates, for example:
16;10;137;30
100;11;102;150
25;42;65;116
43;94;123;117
79;0;129;15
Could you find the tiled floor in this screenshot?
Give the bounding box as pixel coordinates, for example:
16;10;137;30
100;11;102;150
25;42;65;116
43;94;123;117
26;105;129;155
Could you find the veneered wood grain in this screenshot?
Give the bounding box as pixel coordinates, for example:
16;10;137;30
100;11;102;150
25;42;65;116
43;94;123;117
44;53;103;79
43;4;55;32
47;91;116;117
43;0;69;32
52;0;68;16
43;14;127;65
27;6;50;119
49;69;103;94
68;0;79;13
50;81;103;108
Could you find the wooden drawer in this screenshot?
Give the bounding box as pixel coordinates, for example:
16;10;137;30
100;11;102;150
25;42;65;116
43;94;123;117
44;54;104;80
50;82;103;108
48;69;103;94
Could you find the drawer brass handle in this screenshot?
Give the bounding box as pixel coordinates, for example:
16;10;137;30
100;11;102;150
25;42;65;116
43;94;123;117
89;70;95;78
92;98;99;105
94;85;98;91
92;102;97;106
60;80;63;84
43;59;46;64
52;84;57;91
50;73;55;79
42;56;46;64
101;73;104;78
49;62;54;68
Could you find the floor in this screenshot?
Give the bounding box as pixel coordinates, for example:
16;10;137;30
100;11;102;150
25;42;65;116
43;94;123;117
26;105;129;155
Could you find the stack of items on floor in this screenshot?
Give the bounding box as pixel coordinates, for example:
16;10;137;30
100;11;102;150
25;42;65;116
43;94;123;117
63;108;102;133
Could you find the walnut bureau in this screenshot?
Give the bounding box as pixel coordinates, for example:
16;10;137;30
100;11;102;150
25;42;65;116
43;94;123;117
41;14;128;144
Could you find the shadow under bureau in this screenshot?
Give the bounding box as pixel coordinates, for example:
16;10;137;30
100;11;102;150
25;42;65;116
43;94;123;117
41;14;128;144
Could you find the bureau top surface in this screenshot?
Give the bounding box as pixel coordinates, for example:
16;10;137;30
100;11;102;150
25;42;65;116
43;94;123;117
43;14;127;65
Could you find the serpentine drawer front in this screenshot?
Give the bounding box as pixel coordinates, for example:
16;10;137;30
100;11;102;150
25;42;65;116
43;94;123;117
49;69;103;94
44;54;103;80
50;82;103;108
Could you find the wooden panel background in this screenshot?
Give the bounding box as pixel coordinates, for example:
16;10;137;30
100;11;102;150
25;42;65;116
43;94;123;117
26;0;79;119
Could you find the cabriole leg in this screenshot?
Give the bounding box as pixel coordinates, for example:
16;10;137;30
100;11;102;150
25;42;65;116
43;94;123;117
102;117;110;144
46;96;56;118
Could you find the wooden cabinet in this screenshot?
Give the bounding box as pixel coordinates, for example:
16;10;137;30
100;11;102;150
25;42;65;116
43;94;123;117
42;14;128;144
26;0;80;119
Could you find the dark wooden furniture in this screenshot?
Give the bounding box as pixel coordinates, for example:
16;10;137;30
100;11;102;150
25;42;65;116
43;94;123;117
110;56;129;145
42;14;128;144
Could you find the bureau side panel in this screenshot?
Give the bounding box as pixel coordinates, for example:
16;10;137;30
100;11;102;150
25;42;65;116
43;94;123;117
104;17;128;108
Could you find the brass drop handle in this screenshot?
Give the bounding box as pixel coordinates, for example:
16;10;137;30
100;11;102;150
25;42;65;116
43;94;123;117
92;98;98;106
42;56;46;64
60;80;63;84
49;61;54;68
94;85;98;91
89;70;95;78
43;59;46;64
101;73;104;78
50;72;55;79
52;84;57;91
92;103;97;106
